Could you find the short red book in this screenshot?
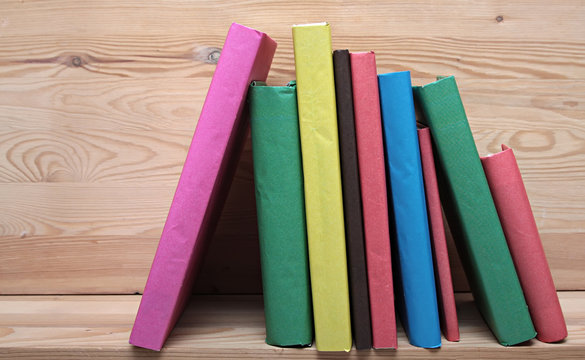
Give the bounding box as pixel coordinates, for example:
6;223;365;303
418;127;460;342
481;145;567;343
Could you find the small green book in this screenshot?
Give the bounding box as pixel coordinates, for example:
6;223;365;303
248;81;313;347
413;76;536;346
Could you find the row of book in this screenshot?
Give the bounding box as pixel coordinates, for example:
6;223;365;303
128;22;567;352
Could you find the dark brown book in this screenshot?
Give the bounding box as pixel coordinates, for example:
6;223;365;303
332;49;372;350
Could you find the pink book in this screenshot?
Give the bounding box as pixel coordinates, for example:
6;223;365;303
129;23;277;351
350;51;397;349
417;127;460;342
481;145;567;343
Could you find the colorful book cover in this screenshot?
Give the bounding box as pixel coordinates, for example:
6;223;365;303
248;81;313;347
129;23;277;351
418;127;460;342
332;49;372;350
481;145;567;343
350;51;397;349
413;76;536;346
292;22;352;352
378;71;441;348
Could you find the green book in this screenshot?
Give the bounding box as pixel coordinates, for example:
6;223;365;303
248;81;313;347
413;76;536;346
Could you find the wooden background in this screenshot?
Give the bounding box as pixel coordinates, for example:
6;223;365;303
0;0;584;296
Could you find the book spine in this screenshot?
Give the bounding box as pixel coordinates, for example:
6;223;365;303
248;81;313;347
129;23;277;351
418;127;460;342
413;76;535;346
481;145;567;343
350;51;397;349
292;22;352;351
378;71;441;348
332;49;372;350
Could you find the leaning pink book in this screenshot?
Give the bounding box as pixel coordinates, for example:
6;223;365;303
129;23;277;351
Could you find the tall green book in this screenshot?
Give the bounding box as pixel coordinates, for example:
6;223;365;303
248;81;313;347
413;76;536;346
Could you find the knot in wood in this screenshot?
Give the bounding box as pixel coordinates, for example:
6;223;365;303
71;56;82;67
208;50;221;64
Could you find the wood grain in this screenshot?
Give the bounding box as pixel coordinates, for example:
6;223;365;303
0;130;189;184
1;125;581;233
0;0;584;297
0;126;583;293
1;36;584;79
1;79;583;130
0;233;263;295
0;0;583;40
0;78;210;130
1;293;584;358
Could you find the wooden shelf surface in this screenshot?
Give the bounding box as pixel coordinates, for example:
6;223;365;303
1;0;585;297
1;292;584;359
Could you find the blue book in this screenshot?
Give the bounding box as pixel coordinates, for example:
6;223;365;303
378;71;441;348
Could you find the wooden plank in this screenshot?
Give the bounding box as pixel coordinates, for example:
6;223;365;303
1;36;584;79
0;35;223;79
1;79;583;194
1;137;583;292
1;127;582;230
0;236;158;295
1;82;584;294
0;0;583;41
1;231;582;295
0;0;583;297
0;292;584;358
0;178;262;238
0;158;262;294
0;78;211;130
1;79;581;131
0;130;190;184
0;183;172;237
447;232;585;293
0;232;263;295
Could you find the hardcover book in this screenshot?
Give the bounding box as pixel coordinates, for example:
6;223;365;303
413;76;536;346
350;51;397;349
481;145;567;343
129;23;277;351
378;71;441;349
292;22;352;351
248;81;313;347
332;49;372;350
418;127;460;342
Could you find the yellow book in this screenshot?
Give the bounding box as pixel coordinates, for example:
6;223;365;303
292;22;352;351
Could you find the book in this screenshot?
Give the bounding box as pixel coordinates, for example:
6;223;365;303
332;49;372;350
413;76;536;346
481;145;567;343
350;51;397;349
292;22;352;351
417;127;460;342
378;71;441;349
248;81;313;347
129;23;277;351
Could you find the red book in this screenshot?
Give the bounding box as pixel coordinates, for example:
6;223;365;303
350;51;397;349
418;128;460;342
481;145;567;343
129;24;277;351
